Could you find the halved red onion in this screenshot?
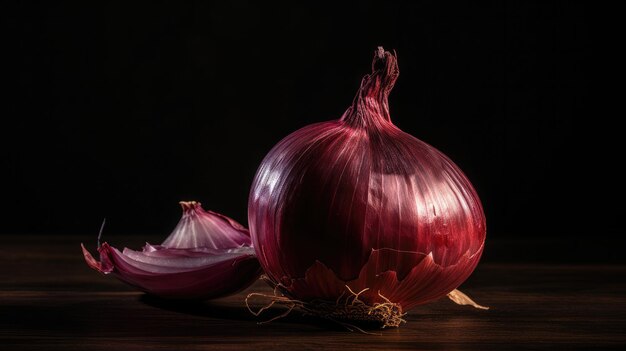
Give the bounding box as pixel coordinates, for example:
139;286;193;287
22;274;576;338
82;201;262;300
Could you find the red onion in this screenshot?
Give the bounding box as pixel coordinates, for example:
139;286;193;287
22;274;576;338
248;47;486;324
82;201;262;299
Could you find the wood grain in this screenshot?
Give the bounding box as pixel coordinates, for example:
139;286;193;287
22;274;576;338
1;235;625;350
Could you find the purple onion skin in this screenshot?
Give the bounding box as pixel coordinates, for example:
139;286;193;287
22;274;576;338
82;202;262;300
83;242;261;300
248;48;486;311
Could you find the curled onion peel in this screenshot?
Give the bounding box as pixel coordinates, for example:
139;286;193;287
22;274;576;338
248;47;487;325
82;201;262;300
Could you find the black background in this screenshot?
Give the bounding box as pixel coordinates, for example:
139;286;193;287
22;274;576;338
1;2;620;257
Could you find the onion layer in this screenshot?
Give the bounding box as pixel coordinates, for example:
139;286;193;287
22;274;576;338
82;201;262;300
248;47;486;320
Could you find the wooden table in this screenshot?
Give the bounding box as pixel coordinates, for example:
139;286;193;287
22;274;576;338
2;235;625;350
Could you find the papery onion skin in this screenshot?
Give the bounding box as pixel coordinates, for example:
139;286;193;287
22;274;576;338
82;202;262;300
249;48;486;311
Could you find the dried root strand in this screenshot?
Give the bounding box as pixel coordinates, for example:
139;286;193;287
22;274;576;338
245;276;406;332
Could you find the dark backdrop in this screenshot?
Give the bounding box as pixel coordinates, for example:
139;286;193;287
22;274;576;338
2;1;619;252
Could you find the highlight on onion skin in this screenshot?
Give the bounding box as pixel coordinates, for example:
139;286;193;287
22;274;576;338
81;201;262;300
248;47;486;314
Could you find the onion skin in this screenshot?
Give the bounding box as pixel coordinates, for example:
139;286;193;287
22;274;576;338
249;48;486;311
82;202;262;300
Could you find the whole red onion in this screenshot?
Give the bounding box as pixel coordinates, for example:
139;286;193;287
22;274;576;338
248;47;486;318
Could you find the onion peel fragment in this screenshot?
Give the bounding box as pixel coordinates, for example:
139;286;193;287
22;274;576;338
81;201;262;300
447;289;489;310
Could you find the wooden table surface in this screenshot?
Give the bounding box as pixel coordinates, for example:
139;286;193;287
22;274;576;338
1;235;625;350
